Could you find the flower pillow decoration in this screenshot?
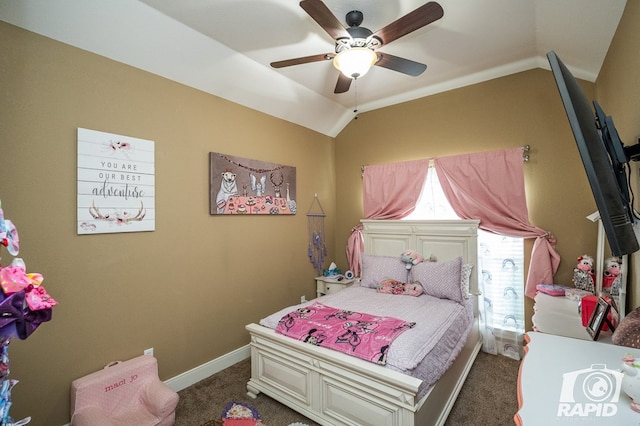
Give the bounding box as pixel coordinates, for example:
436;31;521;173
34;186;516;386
376;279;424;297
0;200;56;340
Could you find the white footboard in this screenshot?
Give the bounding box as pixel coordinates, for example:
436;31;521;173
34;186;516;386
246;322;481;426
246;220;482;425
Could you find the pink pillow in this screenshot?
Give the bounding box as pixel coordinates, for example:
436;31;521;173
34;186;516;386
376;279;405;295
409;256;463;302
360;254;409;289
376;279;424;297
403;282;425;297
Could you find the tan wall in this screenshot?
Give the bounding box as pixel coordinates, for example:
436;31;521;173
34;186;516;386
334;68;599;331
1;2;638;424
0;22;335;424
334;1;640;337
595;0;640;309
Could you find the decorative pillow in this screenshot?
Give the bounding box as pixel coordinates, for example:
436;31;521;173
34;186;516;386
376;279;405;295
613;306;640;348
461;263;473;299
360;254;409;289
403;282;425;297
409;256;464;302
376;279;424;297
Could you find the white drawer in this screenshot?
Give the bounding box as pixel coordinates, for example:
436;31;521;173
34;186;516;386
315;277;355;297
324;282;347;294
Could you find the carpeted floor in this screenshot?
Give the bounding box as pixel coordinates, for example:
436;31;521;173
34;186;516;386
174;350;521;426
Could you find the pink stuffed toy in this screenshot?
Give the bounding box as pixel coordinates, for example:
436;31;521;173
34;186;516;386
400;250;424;270
400;250;439;270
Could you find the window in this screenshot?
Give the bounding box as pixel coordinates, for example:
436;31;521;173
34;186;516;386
405;166;524;359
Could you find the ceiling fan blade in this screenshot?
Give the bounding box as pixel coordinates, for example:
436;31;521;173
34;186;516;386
371;2;444;46
375;53;427;76
334;73;352;94
271;53;334;68
300;0;351;41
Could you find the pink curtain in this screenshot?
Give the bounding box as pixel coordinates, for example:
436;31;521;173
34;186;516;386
346;159;430;275
434;148;560;298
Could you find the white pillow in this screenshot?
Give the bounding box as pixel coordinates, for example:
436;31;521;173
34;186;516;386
461;263;474;299
360;254;409;289
409;256;464;302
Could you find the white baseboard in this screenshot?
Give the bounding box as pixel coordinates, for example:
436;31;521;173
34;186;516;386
164;344;251;392
63;346;250;425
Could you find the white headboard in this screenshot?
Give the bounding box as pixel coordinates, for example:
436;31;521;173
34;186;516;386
361;219;480;298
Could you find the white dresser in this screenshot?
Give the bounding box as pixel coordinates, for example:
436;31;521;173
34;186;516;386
532;292;613;342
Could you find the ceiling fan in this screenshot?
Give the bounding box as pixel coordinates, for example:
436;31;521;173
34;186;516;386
270;0;444;94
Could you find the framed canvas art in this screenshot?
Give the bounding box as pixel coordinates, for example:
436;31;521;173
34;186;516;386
77;128;155;234
210;153;296;215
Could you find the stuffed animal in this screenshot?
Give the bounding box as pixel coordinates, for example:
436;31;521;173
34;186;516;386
603;256;622;295
575;255;594;273
572;254;595;293
400;250;424;270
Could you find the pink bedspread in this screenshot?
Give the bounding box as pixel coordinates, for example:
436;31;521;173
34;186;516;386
275;301;415;365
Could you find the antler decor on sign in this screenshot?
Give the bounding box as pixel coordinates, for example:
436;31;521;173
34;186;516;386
89;201;146;224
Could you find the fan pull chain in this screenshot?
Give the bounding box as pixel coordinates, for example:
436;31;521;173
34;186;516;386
353;78;359;120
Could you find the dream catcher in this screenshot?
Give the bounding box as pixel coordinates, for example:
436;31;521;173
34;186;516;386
307;194;327;275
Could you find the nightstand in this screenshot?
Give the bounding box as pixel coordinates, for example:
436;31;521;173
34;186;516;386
315;276;355;298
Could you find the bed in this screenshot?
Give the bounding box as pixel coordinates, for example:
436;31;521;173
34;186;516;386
246;220;482;426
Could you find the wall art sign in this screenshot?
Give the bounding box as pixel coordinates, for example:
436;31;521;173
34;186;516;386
77;128;155;234
210;152;296;215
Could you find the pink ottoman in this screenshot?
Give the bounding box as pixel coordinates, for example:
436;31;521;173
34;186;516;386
70;355;179;425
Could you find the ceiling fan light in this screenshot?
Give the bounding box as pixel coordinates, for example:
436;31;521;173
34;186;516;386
333;48;377;79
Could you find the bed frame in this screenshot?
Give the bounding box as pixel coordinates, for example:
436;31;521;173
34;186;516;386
246;220;482;426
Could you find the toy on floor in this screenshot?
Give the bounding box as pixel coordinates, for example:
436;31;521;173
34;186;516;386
220;401;263;426
572;254;595;293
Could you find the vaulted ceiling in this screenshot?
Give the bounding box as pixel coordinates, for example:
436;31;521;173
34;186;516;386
0;0;627;136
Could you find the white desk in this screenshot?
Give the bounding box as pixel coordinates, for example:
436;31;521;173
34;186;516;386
515;332;640;425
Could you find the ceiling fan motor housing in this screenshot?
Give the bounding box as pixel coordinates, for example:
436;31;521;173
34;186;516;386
347;26;372;40
345;10;364;27
339;10;381;51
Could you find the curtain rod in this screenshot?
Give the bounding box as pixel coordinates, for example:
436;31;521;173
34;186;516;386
360;145;532;176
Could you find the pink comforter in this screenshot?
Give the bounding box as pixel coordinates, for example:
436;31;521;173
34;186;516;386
275;302;415;365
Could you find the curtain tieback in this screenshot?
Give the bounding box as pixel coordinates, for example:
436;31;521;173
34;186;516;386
542;232;556;244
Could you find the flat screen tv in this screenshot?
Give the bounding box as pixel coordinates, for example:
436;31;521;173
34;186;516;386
547;50;639;256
